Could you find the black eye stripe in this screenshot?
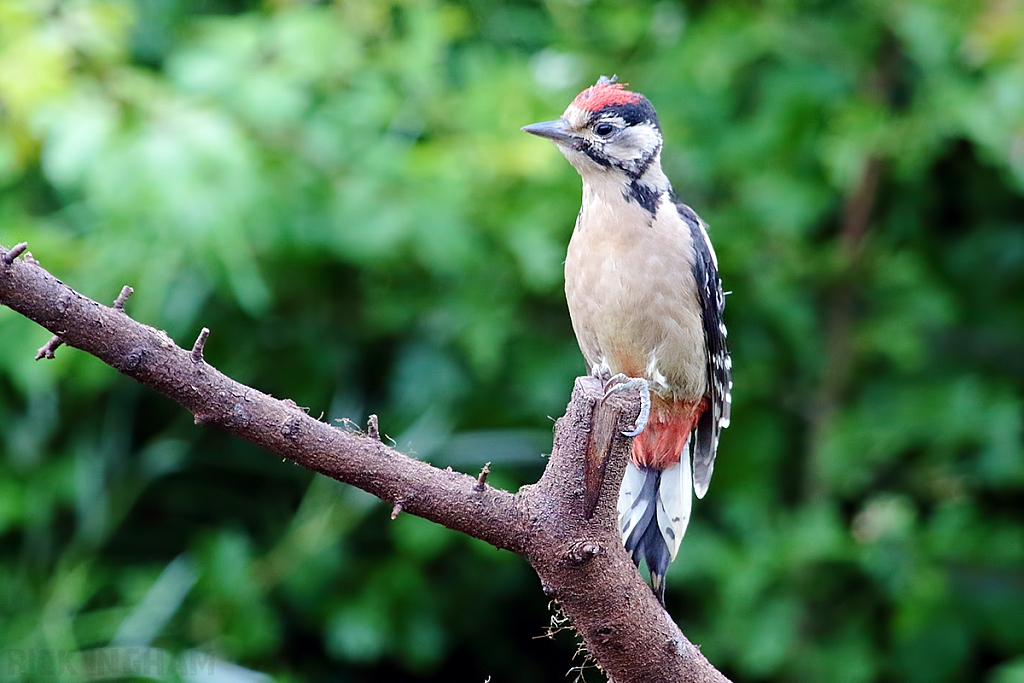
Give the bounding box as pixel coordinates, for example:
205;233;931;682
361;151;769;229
576;139;612;167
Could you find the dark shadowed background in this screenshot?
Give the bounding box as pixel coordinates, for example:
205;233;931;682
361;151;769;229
1;1;1023;681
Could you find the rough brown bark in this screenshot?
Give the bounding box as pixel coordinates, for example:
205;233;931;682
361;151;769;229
0;242;731;683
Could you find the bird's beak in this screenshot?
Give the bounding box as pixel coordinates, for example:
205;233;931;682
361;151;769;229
522;119;573;143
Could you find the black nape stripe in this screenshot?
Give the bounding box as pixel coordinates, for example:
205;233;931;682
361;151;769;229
624;180;660;215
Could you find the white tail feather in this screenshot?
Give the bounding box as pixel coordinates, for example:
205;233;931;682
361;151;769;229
617;460;651;542
656;438;693;561
693;464;712;500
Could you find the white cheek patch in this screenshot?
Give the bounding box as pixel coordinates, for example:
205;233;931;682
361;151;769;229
607;123;661;163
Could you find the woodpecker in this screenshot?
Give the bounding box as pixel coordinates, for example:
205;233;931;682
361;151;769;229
523;76;732;603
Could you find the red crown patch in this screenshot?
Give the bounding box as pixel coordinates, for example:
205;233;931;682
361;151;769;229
571;80;642;112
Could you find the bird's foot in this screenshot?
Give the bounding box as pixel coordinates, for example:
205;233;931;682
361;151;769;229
601;374;651;437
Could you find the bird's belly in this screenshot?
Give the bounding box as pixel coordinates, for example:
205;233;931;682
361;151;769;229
565;229;707;401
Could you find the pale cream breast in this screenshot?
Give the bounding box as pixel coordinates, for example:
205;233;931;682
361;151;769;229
565;179;708;401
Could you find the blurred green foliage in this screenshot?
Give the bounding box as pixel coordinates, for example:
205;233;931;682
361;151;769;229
1;0;1023;681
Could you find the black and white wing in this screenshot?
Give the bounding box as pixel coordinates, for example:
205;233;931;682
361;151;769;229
679;203;732;499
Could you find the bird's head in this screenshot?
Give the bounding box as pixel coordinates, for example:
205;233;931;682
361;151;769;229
523;76;666;188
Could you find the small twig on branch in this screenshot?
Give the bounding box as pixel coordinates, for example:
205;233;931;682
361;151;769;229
191;327;210;363
35;335;64;361
391;501;404;520
476;462;491;491
367;414;380;441
113;286;134;311
1;242;27;265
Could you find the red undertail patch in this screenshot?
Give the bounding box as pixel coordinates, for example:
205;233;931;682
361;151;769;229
632;399;706;470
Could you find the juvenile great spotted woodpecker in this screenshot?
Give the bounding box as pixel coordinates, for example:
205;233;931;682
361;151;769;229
523;76;732;604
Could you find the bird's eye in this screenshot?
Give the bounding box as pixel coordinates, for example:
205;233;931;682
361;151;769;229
594;122;615;137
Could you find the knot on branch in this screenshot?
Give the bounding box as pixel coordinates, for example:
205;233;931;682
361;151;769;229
567;541;602;566
123;347;148;372
281;417;303;441
193;413;214;426
664;634;686;656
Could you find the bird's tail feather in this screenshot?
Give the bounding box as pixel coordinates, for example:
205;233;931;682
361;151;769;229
617;438;693;604
656;441;693;561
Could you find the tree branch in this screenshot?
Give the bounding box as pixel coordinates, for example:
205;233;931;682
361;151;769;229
0;242;731;683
